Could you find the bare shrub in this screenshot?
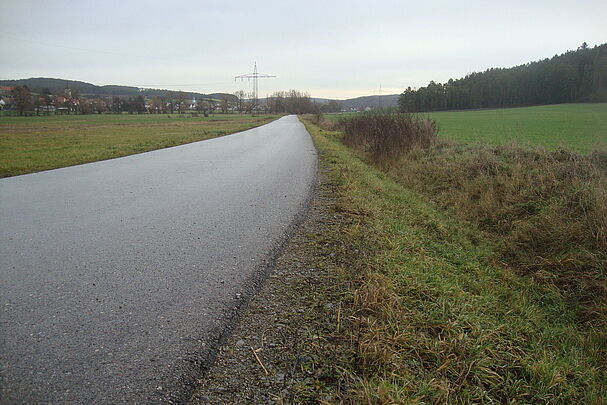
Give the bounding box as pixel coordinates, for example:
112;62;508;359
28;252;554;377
339;112;438;163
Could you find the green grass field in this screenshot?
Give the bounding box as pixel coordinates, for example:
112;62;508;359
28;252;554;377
428;103;607;152
0;113;281;177
327;103;607;152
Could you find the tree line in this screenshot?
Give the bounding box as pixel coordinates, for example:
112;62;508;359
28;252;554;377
398;43;607;112
3;86;339;116
265;90;342;114
4;87;247;116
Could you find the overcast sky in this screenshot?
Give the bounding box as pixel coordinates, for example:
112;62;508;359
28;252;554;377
1;0;605;99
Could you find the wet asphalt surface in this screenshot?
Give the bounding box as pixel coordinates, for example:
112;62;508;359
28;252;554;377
0;115;317;404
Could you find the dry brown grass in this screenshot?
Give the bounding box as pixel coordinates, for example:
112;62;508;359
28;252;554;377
387;142;607;325
301;117;607;404
332;112;607;325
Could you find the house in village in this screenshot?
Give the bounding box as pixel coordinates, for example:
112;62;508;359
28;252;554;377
188;97;197;110
54;93;80;114
0;86;14;110
0;85;14;96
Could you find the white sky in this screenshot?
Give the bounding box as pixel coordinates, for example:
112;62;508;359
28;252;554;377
1;0;605;99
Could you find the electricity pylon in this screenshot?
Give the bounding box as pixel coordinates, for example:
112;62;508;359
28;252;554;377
371;84;383;110
235;62;276;109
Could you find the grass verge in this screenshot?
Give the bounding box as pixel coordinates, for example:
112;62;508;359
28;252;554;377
0;113;281;177
300;117;606;403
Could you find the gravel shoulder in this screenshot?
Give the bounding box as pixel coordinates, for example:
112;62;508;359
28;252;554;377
189;160;353;404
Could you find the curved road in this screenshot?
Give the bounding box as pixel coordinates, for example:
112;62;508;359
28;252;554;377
0;115;316;404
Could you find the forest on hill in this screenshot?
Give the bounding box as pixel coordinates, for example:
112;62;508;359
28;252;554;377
398;43;607;112
0;77;233;102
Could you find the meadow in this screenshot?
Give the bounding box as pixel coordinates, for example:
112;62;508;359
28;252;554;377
327;103;606;152
0;113;281;177
428;103;607;152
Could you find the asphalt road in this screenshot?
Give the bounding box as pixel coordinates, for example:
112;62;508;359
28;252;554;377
0;115;317;404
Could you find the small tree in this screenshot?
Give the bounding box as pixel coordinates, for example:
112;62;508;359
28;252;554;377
41;88;52;115
176;91;187;114
220;94;230;113
111;96;122;113
79;98;92;114
134;95;146;114
93;98;106;114
11;85;32;116
125;97;135;114
208;99;217;115
33;94;41;115
234;90;246;113
150;96;163;113
196;99;208;116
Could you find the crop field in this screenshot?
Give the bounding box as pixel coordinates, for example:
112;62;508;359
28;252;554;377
0;113;281;177
428;103;607;152
326;103;606;152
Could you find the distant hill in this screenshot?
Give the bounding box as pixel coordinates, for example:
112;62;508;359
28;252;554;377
309;95;400;109
341;94;400;109
1;77;400;108
0;77;234;101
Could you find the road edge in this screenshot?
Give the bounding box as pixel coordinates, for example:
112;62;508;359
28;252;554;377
155;115;319;404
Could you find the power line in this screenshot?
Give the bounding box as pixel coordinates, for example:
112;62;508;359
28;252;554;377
0;32;167;61
127;81;231;88
371;84;384;110
235;62;276;107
